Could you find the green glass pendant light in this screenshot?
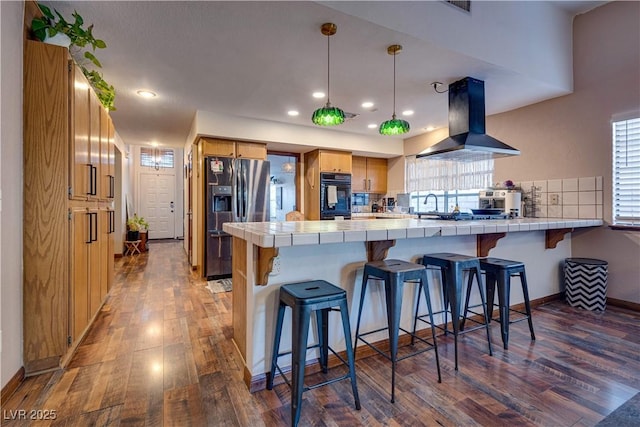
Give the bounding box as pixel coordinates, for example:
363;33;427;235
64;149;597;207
380;44;410;135
312;23;345;126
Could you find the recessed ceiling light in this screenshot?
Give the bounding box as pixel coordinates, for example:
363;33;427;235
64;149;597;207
137;90;157;98
287;110;299;116
368;123;377;129
312;91;325;99
425;126;435;132
362;101;374;108
402;110;414;116
151;142;159;147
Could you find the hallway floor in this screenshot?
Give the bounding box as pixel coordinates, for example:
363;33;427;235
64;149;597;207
3;240;640;426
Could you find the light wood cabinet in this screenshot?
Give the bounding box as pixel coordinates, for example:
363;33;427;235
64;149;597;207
100;106;115;200
236;141;267;159
352;156;387;193
23;40;114;374
318;150;352;173
199;137;267;160
70;64;91;201
303;149;352;220
200;137;236;157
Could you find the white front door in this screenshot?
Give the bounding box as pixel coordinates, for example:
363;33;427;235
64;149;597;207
139;172;175;239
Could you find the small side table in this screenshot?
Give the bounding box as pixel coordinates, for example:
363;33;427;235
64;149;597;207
124;240;142;256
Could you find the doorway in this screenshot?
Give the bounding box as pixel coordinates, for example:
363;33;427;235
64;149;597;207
267;153;299;221
139;172;176;239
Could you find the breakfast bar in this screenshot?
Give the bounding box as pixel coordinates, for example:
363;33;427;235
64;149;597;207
223;217;603;391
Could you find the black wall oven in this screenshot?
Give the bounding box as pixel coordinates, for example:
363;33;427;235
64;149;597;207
320;173;351;219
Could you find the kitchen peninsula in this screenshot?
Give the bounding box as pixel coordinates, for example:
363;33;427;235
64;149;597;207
223;217;602;391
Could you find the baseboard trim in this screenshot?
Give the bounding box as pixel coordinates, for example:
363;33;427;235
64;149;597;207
1;366;25;403
607;297;640;312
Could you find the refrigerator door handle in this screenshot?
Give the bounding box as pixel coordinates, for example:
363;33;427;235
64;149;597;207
242;170;247;221
233;163;241;222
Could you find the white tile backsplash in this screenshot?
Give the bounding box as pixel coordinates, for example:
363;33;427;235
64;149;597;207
517;176;603;220
533;180;548;192
578;177;596;191
563;205;579;218
563;178;579;192
578;191;596;205
548;179;563;192
579;205;596;219
548;205;562;218
563;191;579;205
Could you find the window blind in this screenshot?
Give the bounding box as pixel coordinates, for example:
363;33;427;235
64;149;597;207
613;117;640;225
140;147;174;169
405;155;494;192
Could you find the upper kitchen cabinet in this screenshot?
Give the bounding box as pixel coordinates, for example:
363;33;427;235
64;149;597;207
317;149;352;173
88;91;102;200
100;106;115;200
199;137;267;160
70;63;91;201
200;137;236;157
236;141;267;160
352;156;387;194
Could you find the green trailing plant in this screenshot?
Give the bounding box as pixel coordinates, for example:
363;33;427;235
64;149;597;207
31;3;116;110
83;68;116;111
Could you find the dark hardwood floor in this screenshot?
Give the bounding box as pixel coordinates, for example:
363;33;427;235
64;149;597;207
3;240;639;426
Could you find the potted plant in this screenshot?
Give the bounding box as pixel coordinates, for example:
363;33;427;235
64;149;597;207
136;216;150;251
31;3;116;110
126;216;140;241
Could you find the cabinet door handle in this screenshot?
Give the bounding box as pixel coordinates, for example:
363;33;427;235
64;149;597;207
86;164;93;195
368;179;371;191
108;210;114;234
109;175;115;198
90;165;97;196
91;212;98;242
86;212;93;243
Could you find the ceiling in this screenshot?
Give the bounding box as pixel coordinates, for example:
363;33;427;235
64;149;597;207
41;1;607;151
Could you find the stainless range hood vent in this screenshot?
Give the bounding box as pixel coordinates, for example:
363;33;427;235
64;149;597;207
417;77;520;161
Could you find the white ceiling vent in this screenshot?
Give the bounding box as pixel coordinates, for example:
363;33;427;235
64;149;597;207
446;1;471;13
344;112;360;121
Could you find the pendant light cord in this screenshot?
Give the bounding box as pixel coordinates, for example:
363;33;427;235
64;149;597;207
392;50;397;118
326;33;331;105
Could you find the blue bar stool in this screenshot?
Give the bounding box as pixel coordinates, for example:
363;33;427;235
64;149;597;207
354;259;441;403
267;280;360;427
421;253;493;370
472;257;535;349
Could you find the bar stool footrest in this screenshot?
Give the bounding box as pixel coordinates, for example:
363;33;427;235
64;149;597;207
356;327;437;363
273;343;353;392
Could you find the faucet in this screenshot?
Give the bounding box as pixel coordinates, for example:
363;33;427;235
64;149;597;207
423;193;438;212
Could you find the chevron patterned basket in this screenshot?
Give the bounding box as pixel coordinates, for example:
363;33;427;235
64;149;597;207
564;258;608;311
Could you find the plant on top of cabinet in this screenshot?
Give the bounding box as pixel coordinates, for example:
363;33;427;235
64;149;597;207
31;3;116;111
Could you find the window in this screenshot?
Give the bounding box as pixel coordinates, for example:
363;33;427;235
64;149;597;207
140;147;174;169
613;117;640;225
405;155;493;212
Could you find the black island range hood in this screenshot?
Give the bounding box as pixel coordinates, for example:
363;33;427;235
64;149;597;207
417;77;520;160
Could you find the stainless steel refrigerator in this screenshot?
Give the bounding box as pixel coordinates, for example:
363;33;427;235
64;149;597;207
205;157;270;279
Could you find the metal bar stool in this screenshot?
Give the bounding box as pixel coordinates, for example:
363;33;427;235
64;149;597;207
354;259;441;403
267;280;360;427
421;253;493;370
470;257;535;349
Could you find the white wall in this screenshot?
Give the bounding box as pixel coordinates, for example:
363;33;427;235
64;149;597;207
402;2;640;304
1;0;24;389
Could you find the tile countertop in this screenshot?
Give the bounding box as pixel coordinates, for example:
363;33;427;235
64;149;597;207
223;218;603;248
351;212;416;219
